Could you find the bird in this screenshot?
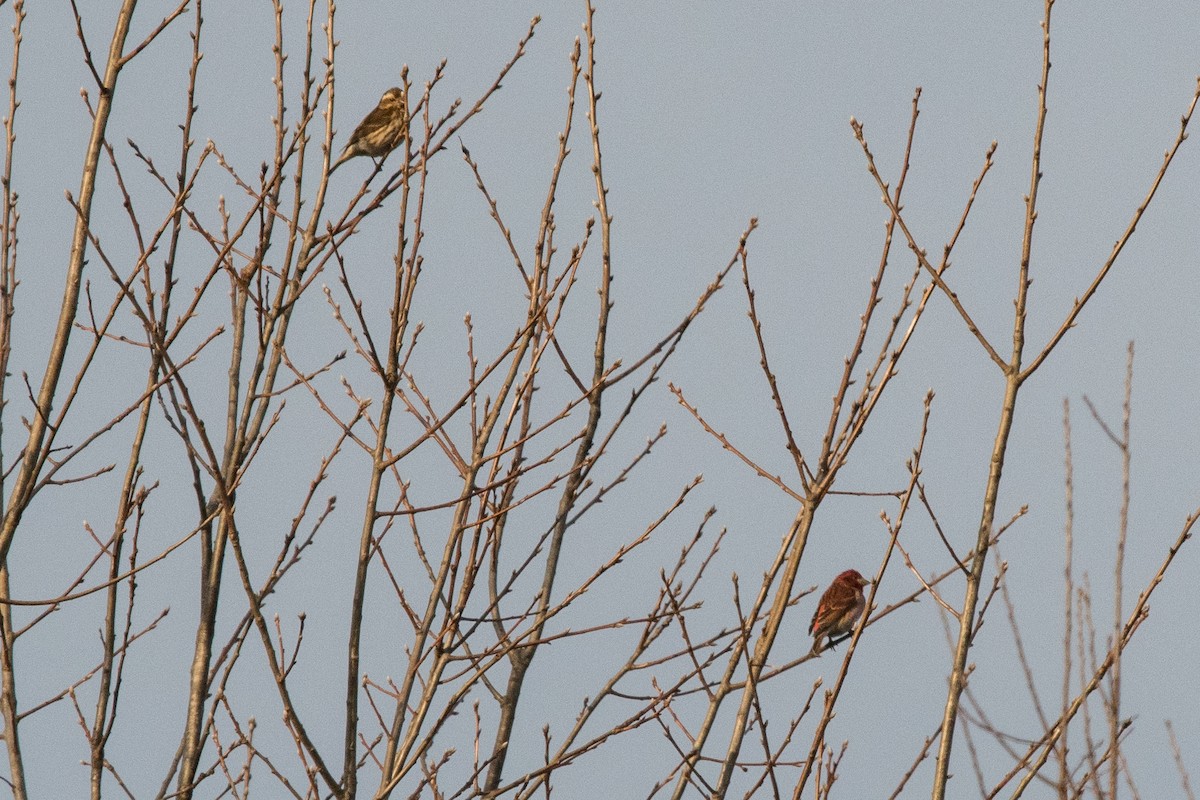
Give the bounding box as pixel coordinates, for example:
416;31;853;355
331;86;408;172
808;569;870;654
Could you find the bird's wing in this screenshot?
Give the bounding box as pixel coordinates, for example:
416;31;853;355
348;103;394;145
810;579;857;633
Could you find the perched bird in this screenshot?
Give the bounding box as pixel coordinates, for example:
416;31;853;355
808;569;870;654
331;86;408;172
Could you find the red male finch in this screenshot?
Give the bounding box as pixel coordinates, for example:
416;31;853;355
331;86;409;172
808;569;870;654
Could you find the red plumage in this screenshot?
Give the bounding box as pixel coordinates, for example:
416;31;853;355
808;569;870;654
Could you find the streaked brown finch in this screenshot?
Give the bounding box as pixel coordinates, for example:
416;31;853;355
331;86;408;172
808;569;870;654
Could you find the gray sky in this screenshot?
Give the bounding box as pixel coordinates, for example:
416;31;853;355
8;1;1200;797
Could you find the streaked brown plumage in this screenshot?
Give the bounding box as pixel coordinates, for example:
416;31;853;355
331;86;408;172
808;569;869;654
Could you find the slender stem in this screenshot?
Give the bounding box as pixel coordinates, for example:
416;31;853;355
0;0;138;562
931;3;1053;794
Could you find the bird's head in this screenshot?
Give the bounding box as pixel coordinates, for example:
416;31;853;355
836;569;870;589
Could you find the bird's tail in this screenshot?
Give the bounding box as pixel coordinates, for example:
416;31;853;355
330;149;352;173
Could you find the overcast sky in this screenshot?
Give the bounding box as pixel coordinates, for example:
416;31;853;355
7;2;1200;797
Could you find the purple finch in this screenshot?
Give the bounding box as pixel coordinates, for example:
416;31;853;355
808;569;870;654
331;86;408;172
